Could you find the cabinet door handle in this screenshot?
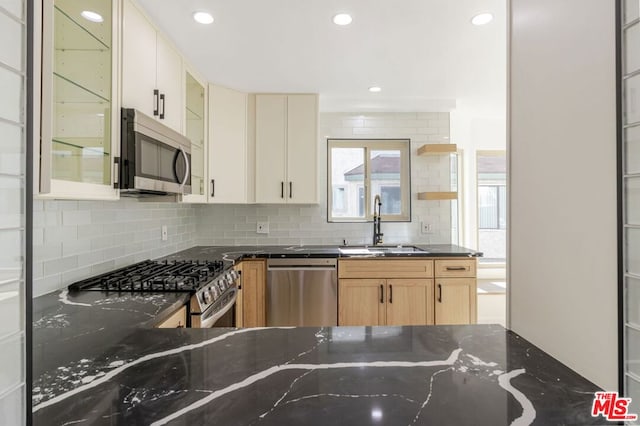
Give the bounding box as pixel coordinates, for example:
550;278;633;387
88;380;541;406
438;284;442;303
153;89;159;116
159;93;166;119
380;284;384;304
289;182;292;198
445;266;467;271
281;182;284;198
389;284;393;304
211;179;215;197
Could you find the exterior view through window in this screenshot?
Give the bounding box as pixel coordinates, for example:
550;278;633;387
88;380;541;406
476;151;506;262
328;139;410;222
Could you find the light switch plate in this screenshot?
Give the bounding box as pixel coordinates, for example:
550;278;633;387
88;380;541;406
256;222;269;234
161;225;168;241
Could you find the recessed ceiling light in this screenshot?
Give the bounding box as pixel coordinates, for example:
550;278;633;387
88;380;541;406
193;11;214;25
333;13;353;26
81;10;103;23
369;86;382;93
471;12;493;26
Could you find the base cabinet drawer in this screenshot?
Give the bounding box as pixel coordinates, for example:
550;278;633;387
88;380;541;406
156;305;187;328
338;259;433;279
434;259;477;278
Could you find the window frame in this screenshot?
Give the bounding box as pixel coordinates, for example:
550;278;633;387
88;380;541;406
327;139;411;222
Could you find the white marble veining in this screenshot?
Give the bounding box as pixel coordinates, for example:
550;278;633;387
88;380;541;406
498;369;536;426
33;327;293;412
59;289;91;307
151;348;464;426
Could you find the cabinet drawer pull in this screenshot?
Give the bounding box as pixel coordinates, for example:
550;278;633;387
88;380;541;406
153;89;159;116
380;284;384;304
159;93;166;119
445;266;467;271
281;182;284;198
438;284;442;303
211;179;215;197
389;284;393;304
289;182;292;198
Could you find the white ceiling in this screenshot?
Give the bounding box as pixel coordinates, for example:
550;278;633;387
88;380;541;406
136;0;506;113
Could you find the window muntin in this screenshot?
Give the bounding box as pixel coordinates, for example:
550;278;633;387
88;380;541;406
328;139;410;222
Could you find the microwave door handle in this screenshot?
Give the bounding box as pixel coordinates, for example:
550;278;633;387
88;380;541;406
179;146;190;187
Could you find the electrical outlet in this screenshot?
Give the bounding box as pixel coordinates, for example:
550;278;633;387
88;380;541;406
421;222;433;234
161;225;168;241
256;222;269;234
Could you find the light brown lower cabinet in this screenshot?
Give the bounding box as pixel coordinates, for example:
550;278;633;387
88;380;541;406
434;278;477;325
338;278;434;326
237;260;266;327
156;305;187;328
338;257;477;326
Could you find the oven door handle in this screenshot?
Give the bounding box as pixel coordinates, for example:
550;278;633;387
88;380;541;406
198;289;237;328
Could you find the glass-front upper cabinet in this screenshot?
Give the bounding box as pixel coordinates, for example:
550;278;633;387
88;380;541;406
182;67;207;203
39;0;120;199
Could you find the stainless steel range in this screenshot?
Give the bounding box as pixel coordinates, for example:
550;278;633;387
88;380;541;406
68;259;239;328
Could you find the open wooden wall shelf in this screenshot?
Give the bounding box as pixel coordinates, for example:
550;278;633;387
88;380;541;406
417;143;457;156
417;191;458;201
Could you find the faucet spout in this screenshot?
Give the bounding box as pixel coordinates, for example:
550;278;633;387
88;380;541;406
372;194;383;246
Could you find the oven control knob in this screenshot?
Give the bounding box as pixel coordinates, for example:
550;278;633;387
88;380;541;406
203;289;211;304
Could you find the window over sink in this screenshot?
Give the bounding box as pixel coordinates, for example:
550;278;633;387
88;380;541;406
327;139;410;222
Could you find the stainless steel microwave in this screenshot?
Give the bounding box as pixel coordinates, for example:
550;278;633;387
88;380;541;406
119;108;191;196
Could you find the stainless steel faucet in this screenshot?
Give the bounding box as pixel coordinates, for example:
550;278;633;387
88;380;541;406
372;194;383;245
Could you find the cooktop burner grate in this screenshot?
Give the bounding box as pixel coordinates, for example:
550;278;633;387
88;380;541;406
68;259;225;292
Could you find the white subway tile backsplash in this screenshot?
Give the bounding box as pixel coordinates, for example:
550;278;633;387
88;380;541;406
61;210;91;226
34;199;198;296
35;112;451;295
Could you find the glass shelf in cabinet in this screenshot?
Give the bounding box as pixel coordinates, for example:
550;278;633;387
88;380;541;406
51;139;111;185
53;72;110;104
186;106;204;121
52;138;110;157
54;4;110;51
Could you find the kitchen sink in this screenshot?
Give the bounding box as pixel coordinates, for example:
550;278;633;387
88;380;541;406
339;245;427;255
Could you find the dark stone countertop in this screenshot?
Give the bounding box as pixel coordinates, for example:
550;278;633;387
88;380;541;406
159;244;482;267
32;325;602;425
32;244;605;425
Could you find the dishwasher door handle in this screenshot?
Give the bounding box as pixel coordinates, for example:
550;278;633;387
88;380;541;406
267;266;337;271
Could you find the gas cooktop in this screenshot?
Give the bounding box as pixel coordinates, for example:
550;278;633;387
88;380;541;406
68;259;225;293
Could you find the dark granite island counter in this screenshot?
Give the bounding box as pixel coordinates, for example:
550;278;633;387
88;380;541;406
33;325;601;425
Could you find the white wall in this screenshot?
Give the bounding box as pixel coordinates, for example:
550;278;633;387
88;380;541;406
509;0;617;389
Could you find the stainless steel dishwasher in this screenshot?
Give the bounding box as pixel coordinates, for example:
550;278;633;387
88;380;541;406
266;258;337;326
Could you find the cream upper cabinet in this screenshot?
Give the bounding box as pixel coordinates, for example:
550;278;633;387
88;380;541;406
255;94;318;204
181;67;207;203
208;85;252;203
122;0;182;133
38;0;120;199
286;95;318;203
